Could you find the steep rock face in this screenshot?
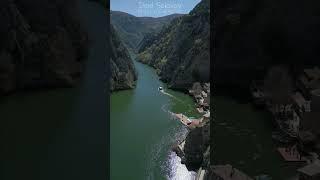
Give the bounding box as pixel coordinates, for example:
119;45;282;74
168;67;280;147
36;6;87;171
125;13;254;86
138;0;210;91
214;0;320;91
111;11;183;52
183;123;210;171
110;26;137;91
0;0;88;94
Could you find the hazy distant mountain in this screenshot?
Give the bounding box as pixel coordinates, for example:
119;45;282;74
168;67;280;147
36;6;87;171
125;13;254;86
137;0;210;91
110;11;184;52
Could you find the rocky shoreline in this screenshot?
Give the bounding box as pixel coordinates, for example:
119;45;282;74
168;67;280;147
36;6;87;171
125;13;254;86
109;0;211;177
172;82;211;180
249;65;320;178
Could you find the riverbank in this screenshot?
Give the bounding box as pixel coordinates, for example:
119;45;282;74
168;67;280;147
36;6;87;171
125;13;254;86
110;60;199;179
134;47;212;178
210;66;320;179
170;82;211;179
249;66;320;178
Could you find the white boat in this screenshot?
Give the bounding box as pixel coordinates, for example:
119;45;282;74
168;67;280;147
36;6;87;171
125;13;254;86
158;86;163;91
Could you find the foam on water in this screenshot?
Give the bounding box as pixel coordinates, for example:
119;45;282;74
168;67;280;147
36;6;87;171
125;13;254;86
166;152;196;180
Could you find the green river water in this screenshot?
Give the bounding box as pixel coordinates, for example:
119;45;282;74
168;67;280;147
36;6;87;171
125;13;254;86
110;57;299;180
0;58;298;180
0;0;299;177
110;60;200;180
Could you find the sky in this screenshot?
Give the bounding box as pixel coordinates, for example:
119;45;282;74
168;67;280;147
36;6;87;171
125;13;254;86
110;0;201;17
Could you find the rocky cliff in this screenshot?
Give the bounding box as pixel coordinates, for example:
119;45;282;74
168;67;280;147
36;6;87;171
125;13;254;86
137;0;210;91
178;82;211;176
0;0;88;95
110;25;137;91
214;0;320;92
111;11;183;52
183;122;210;171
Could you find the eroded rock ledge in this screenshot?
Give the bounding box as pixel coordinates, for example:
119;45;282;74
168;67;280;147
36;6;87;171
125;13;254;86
173;82;211;179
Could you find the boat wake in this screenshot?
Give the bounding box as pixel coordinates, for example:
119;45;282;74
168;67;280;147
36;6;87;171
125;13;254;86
160;89;184;103
161;103;171;114
160;89;195;117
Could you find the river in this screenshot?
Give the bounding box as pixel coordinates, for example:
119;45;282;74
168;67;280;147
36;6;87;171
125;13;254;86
0;1;299;179
110;60;200;180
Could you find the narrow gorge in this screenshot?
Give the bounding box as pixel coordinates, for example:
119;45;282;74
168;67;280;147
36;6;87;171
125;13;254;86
110;0;211;179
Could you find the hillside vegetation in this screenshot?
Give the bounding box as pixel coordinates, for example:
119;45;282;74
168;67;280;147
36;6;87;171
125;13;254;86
137;0;210;91
110;25;136;91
